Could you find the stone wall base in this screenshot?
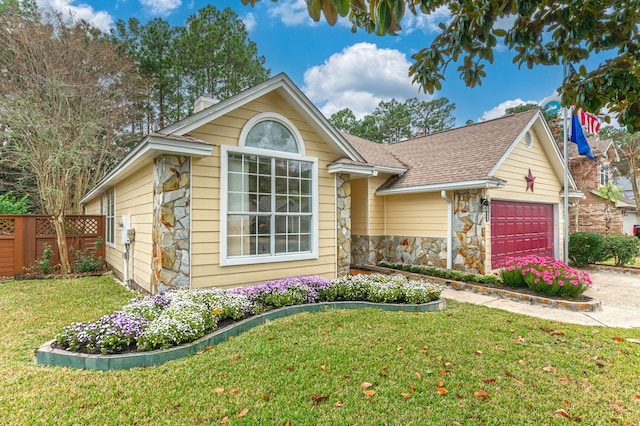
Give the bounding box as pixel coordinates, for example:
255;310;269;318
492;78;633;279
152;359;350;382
352;235;448;270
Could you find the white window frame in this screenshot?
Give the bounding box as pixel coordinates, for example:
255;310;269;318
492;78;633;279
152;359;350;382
105;189;115;248
220;114;318;266
600;161;610;187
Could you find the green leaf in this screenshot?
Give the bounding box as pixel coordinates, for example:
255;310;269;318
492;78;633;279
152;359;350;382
330;0;351;17
375;0;392;36
306;0;322;22
322;0;339;25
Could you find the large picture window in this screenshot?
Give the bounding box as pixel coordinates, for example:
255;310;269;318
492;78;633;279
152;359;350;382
221;113;317;265
105;189;115;247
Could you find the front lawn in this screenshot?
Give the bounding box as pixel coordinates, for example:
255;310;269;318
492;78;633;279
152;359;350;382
1;277;639;424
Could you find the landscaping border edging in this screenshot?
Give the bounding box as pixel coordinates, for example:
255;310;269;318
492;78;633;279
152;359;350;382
36;299;446;371
354;265;602;312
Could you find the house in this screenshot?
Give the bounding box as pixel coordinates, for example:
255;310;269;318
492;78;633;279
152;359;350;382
564;137;637;235
343;109;581;273
81;74;581;294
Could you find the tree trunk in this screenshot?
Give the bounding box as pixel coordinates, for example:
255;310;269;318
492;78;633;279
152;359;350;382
52;214;71;274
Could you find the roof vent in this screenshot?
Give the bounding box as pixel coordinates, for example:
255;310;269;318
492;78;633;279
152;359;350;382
194;94;219;113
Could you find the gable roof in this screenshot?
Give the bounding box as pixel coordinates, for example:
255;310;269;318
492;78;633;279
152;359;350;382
160;73;364;163
343;109;575;194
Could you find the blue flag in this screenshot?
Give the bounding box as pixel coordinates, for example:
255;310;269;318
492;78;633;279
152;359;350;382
569;114;594;160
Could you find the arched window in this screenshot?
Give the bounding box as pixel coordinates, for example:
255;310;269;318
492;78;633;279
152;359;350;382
221;113;317;266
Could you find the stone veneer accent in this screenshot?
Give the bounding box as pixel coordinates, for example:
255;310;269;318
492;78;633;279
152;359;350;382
152;155;191;294
351;189;488;274
452;189;486;274
336;174;351;277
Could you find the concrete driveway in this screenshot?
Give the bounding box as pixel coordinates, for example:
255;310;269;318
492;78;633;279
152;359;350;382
442;268;640;328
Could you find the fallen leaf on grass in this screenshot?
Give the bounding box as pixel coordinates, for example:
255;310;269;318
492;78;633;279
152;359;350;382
287;367;295;372
475;350;484;355
366;324;372;329
196;345;216;355
626;338;640;344
512;378;524;386
415;372;422;379
363;390;376;396
543;365;557;374
612;337;625;342
555;409;571;419
438;380;445;387
320;364;326;370
562;401;571;407
220;416;230;424
483;378;496;383
401;392;412;399
229;388;239;394
559;376;570;382
518;360;526;365
438;370;451;376
311;395;329;405
473;391;489;400
335;401;344;407
634;395;640;402
283;422;290;426
360;382;373;388
436;387;448;395
408;385;416;391
213;388;224;394
237;408;249;418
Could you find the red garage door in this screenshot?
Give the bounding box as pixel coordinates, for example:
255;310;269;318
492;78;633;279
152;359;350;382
491;200;554;267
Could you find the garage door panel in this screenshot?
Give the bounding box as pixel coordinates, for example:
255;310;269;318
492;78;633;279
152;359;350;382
491;200;554;267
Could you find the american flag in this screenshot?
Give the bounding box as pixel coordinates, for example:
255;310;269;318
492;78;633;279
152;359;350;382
577;108;601;135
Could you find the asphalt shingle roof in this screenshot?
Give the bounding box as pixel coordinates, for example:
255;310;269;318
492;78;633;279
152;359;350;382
342;109;540;190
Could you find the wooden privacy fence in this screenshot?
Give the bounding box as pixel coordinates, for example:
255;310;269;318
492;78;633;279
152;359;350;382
0;215;105;277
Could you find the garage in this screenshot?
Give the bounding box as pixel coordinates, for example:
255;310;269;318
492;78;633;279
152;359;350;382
490;200;554;268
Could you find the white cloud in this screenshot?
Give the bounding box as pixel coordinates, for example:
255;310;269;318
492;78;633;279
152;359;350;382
242;12;257;32
36;0;113;32
139;0;182;16
402;6;451;34
303;43;432;119
269;0;315;26
480;98;539;121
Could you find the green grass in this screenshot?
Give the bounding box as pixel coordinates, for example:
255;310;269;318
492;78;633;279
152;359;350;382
1;277;640;425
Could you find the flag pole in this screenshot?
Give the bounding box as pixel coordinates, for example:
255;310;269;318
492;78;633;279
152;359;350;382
562;62;569;263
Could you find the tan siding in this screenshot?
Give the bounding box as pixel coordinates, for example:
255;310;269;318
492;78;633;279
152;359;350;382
95;164;154;292
384;192;448;237
189;92;341;290
368;175;391;235
351;179;367;235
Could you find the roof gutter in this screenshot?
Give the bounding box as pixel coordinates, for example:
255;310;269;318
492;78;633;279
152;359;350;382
80;135;214;204
376;178;506;196
327;163;407;178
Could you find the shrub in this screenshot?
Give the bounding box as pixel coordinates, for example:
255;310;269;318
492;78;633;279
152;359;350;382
71;238;105;273
497;255;592;298
604;234;640;266
379;262;501;285
0;191;30;214
568;232;607;266
328;273;442;304
36;243;54;274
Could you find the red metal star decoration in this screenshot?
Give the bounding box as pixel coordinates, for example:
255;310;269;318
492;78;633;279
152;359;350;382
525;168;536;192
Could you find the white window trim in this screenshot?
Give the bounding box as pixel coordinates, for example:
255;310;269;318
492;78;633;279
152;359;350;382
105;189;116;248
239;112;306;156
220;144;319;266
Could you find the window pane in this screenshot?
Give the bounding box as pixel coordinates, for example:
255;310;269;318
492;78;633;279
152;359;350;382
300;179;310;195
258;216;270;235
228;155;243;172
300;162;312;178
289;161;300;178
300;216;310;233
259;157;271;175
300;196;311;213
258;195;271;212
276;195;287;212
275;234;287;253
248;193;258;212
288;235;299;252
275;216;287;233
228;236;242;257
228;193;244;211
275;160;287;176
248;174;257;193
228;173;243;191
275;177;287;194
289;179;299;194
288;216;299;233
258;176;271;193
245;120;298;153
289;196;300;213
300;235;310;251
245;156;258;173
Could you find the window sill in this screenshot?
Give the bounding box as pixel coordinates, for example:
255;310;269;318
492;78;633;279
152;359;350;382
220;252;317;267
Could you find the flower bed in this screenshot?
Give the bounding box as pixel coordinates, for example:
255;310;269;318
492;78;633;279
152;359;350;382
54;274;442;355
496;255;592;298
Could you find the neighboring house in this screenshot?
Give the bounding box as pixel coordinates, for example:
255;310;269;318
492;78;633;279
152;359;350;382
616;177;640;235
81;74;581;294
564;137;636;234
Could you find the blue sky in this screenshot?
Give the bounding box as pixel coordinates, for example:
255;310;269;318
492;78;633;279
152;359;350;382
35;0;600;126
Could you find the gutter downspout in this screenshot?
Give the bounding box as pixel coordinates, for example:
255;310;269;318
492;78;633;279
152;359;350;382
441;190;453;270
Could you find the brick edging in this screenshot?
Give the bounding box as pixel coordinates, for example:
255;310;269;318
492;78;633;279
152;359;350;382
36;299;446;371
354;265;601;313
